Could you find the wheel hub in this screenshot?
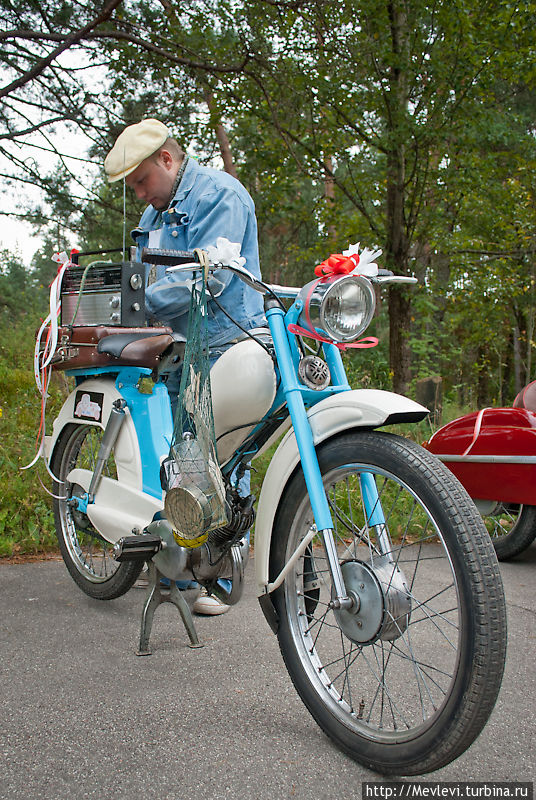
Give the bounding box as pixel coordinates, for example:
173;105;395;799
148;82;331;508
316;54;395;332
69;484;91;529
332;557;412;644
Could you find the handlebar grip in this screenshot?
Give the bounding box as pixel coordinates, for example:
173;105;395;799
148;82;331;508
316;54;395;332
141;248;197;266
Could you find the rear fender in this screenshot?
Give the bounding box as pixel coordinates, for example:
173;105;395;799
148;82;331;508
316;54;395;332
45;378;164;543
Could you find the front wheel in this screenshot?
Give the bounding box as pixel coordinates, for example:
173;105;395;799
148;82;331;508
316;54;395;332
271;431;506;776
51;423;142;600
481;502;536;560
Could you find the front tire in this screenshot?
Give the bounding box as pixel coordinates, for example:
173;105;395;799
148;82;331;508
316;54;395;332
271;431;506;776
51;423;142;600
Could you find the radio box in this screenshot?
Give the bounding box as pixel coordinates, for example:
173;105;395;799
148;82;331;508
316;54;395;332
60;262;145;327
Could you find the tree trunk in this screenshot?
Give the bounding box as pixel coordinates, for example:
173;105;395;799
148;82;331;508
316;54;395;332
384;0;412;395
477;346;489;407
204;90;238;178
513;324;522;394
324;155;337;240
526;308;534;385
388;286;412;394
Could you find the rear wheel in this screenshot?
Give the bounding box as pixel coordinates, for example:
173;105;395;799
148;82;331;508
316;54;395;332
271;431;506;776
481;502;536;560
51;423;142;599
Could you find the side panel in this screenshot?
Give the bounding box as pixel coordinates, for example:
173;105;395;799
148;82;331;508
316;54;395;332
44;377;143;491
254;389;428;595
67;469;163;543
439;459;536;505
44;377;164;543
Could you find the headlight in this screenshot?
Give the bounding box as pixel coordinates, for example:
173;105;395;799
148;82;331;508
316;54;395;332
298;275;376;342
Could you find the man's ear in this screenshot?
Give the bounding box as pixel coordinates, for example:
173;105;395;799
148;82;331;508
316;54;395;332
158;148;174;170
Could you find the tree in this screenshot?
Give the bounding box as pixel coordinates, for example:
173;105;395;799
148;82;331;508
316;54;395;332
2;0;536;398
79;0;536;392
0;248;31;314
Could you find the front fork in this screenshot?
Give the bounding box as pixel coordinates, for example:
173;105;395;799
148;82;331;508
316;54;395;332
266;306;386;610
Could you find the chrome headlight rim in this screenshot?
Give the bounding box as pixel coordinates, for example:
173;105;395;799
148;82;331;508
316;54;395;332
320;275;376;342
298;274;376;343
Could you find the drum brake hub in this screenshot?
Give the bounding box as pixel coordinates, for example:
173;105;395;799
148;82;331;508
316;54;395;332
332;557;412;644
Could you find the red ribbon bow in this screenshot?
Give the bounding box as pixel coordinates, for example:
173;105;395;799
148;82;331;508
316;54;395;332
287;323;379;351
314;252;359;278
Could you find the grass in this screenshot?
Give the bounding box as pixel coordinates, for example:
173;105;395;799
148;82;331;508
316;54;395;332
0;312;67;557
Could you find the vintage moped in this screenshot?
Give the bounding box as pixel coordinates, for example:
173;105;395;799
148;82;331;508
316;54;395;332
33;243;506;775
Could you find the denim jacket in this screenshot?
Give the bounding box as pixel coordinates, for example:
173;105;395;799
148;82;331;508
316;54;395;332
131;158;265;347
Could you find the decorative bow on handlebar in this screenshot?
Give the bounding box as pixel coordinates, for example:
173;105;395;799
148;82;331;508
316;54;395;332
314;253;359;278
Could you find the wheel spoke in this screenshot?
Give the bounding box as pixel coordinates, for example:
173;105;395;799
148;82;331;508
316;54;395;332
284;442;465;740
56;425;121;584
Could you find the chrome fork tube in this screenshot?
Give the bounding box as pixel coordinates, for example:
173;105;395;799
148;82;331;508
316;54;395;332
266;303;351;608
322;528;354;610
373;523;392;559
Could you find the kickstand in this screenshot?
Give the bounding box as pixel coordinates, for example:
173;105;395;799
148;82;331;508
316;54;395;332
136;562;203;655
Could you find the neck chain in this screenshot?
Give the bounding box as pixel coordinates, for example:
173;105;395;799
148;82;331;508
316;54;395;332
167;155;189;209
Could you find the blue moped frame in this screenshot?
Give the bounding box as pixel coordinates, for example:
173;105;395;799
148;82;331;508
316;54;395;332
68;294;386;597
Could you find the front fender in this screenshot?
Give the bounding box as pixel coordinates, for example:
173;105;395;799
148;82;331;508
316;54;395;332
254;389;428;597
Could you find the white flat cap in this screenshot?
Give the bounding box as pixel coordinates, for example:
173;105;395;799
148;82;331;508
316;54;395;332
104;119;169;182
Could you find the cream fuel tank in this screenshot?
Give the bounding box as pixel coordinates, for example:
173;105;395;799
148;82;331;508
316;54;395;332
209;335;278;464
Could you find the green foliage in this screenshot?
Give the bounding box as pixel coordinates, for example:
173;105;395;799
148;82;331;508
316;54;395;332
0;267;67;557
64;0;532;394
0;249;34;314
2;1;536;450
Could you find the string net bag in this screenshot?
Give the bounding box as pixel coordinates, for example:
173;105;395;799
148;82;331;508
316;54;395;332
161;261;228;548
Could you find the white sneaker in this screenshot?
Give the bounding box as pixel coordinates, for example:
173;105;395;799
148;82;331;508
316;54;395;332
193;589;230;616
133;565;149;589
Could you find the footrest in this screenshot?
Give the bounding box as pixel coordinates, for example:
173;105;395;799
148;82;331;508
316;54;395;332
112;534;163;562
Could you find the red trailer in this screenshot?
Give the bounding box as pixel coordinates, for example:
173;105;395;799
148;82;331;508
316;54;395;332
425;382;536;559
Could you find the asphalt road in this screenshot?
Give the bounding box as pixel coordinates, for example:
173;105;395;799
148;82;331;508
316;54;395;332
0;544;534;800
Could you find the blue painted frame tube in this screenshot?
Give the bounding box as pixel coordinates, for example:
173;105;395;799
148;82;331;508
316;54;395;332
266;306;333;531
360;471;386;526
323;343;351;389
115;369;173;498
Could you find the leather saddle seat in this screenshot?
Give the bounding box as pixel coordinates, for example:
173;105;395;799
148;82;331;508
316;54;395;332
51;325;186;377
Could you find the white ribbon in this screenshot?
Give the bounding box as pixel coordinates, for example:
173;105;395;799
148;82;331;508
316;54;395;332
343;242;382;277
24;251;73;476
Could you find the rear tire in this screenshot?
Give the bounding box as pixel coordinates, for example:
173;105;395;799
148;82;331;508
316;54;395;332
482;502;536;560
271;431;506;775
51;423;142;600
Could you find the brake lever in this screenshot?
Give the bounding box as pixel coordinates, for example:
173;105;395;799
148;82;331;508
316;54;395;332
371;274;419;285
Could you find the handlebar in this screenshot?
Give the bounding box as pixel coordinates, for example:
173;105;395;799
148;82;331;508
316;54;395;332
141;248;197;266
141;246;275;295
140;247;418;294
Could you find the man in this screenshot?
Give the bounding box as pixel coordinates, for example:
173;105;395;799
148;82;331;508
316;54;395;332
104;118;265;346
104;119;264;614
